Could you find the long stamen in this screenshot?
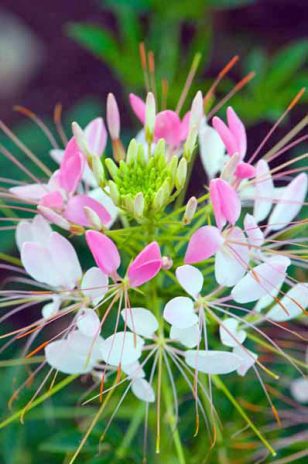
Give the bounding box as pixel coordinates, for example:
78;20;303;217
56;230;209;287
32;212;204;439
176;53;202;114
53;103;68;145
139;42;150;92
14;105;59;149
204;55;239;106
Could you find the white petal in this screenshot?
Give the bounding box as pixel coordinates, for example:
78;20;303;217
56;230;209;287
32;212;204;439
49;149;64;165
253;160;274;222
81;267;109;305
219;318;246;347
170;324;200;348
45;339;95;374
199;120;226;179
244;214;264;248
268;173;308;232
16;221;34;251
77;309;101;337
267;283;308;322
185;350;242;374
163;297;198;329
48;232;82;289
16;215;53;250
215;228;249;287
290;378;308;403
232;256;290;303
254;282;282;313
131;378;155;403
121;307;158;338
68;330;104;360
42;296;61;319
233;345;258;376
100;332;144;366
122;361;145;379
176;265;204;298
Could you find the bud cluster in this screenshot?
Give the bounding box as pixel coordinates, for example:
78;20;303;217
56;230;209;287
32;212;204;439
105;139;187;221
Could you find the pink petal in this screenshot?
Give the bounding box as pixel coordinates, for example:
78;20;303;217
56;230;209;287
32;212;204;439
268;173;308;232
154;110;182;147
59;137;85;194
86;230;120;276
210;179;241;229
179;111;190;141
185;226;223;264
226;107;247;159
129;93;146;124
64;194;111;227
39;191;64;209
127;242;162;288
235;162;256;179
212;116;238;156
84;117;107;156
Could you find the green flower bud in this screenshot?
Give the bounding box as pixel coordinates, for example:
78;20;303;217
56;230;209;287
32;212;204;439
83;206;102;230
175;158;187;190
183;196;198;225
168;155;178;183
105;158;119;180
133;192;145;219
145;92;156;143
91;155;105;187
108;180;120;205
126;139;138;165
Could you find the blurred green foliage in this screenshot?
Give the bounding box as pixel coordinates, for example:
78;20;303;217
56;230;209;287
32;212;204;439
66;0;308;122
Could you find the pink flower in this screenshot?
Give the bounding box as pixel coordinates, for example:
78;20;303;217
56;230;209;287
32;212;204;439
129;93;190;148
209;178;241;230
86;230;162;287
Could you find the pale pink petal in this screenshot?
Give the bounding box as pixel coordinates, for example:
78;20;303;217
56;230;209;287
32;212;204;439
86;230;120;276
81;267;109;305
184;225;223;264
64;194;111;227
127;242;162;288
176;265;204;298
219;318;246;347
107;93;120;140
268;173;308;231
48;232;82;289
235;162;256;179
210;179;241;229
253;160;274;222
170;324;200;348
212;116;238;156
233;345;257;376
37;205;70;230
89;188;118;228
131;378;155;403
10;184;48;202
49;148;64;165
121;307;158;338
84;117;107;156
226;107;247;158
58;137;84;194
154;110;182;147
215;227;249;287
267;283;308;322
100;332;144;366
77;308;101;337
185;350;242;374
16;215;52;250
163;296;198;329
244;213;264;247
231;256;290;303
129;93;146;124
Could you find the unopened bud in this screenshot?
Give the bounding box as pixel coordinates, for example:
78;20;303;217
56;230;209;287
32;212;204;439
168;155;178;182
189;91;203;131
145;92;156;144
123;195;135;215
105;158;119;179
91;155;105;187
221;153;240;182
126;139;138;164
175;158;187;190
83;206;102;230
183;196;198;224
72;122;90;157
108;181;120;205
133;192;145;219
162;256;173;270
107;93;120;140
